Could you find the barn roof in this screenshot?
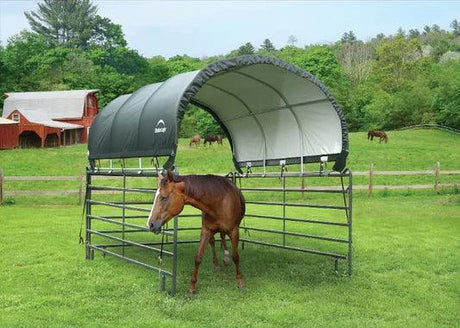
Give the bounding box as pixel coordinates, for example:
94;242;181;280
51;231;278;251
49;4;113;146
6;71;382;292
88;55;348;172
0;117;19;125
2;89;98;121
19;109;83;130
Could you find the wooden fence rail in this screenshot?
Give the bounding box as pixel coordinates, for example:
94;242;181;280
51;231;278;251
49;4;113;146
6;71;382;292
0;165;459;204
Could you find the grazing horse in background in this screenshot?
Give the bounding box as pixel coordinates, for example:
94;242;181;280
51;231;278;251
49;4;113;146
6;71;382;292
189;134;201;147
147;170;246;293
368;130;388;143
203;134;223;146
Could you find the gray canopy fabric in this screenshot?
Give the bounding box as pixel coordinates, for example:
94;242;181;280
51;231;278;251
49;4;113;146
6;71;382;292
88;55;348;172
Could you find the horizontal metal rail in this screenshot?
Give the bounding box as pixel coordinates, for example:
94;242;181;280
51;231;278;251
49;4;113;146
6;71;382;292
89;245;172;276
89;229;173;256
88;170;159;177
98;228;147;234
236;171;350;178
246;200;348;210
88;214;174;236
245;213;348;226
240;187;346;193
240;239;347;259
240;226;348;243
94;239;203;248
104;215;147;219
88;199;151;212
89;185;156;193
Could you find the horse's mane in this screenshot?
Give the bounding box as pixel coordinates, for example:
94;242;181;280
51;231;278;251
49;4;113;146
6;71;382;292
162;174;235;199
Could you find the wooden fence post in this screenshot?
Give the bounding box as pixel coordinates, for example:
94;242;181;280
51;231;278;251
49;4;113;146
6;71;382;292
369;163;374;198
434;162;440;194
0;167;3;205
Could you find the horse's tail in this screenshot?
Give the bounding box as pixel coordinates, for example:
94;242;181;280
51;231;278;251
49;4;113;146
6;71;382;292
239;190;246;219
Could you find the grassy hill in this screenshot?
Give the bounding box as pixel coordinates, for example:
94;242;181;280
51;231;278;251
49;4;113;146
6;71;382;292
0;129;459;176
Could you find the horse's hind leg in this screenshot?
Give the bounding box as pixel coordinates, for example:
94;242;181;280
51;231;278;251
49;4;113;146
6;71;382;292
220;232;230;265
189;227;211;293
229;227;244;288
209;234;220;270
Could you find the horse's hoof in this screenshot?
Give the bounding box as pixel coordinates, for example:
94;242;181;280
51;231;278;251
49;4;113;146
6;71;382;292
213;265;221;271
188;288;197;294
223;257;231;266
237;281;245;289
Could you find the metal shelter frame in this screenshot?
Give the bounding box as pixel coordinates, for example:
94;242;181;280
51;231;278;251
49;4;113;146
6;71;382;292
84;161;353;296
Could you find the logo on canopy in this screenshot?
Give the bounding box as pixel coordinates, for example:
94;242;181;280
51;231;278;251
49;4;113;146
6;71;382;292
154;119;167;133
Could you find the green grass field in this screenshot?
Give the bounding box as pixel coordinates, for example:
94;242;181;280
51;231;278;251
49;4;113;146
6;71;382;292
0;128;459;327
1;129;459;205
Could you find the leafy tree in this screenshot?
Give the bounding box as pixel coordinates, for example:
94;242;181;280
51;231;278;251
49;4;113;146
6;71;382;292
432;61;460;129
260;39;276;52
166;55;203;75
279;45;347;89
374;35;423;91
90;15;127;49
149;56;171;82
25;0;98;48
196;109;224;137
237;42;255;55
2;31;50;91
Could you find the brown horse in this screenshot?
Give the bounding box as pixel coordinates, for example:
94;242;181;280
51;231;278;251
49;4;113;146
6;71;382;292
147;170;246;293
203;134;223;146
189;134;201;147
368;130;388;143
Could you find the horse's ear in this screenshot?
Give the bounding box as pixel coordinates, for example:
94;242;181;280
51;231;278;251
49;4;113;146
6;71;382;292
166;170;174;182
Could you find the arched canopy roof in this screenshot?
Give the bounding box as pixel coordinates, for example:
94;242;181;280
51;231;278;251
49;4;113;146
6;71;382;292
88;55;348;172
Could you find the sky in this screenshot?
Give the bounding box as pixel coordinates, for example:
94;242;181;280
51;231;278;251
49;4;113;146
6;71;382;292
0;0;458;58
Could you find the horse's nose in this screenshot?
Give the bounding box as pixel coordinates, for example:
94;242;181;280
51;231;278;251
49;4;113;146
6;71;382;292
149;221;162;234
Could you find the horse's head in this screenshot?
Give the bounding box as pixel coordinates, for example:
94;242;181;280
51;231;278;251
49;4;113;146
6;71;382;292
147;170;185;234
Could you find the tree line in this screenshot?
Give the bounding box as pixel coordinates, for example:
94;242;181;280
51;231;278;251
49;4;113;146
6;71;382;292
0;0;458;137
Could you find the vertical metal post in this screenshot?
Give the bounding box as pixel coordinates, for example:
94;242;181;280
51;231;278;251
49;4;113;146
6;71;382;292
122;174;126;256
301;174;305;202
348;171;353;276
85;169;93;260
170;216;178;296
282;174;286;247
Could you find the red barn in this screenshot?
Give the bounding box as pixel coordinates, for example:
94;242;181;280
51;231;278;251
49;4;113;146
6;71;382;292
0;90;99;149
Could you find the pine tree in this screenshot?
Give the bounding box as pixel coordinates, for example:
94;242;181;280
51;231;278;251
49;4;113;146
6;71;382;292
237;42;255;55
25;0;98;48
260;38;276;52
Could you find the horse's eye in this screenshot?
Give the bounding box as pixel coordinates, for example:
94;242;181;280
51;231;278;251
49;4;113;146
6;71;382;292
161;196;169;202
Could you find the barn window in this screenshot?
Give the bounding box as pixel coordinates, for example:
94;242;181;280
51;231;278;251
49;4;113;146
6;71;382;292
12;114;20;122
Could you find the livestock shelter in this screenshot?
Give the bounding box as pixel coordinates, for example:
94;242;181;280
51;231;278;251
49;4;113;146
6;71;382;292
1;90;99;149
84;55;352;295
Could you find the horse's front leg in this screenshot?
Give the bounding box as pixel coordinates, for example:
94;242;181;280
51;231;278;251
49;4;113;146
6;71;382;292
189;227;211;293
